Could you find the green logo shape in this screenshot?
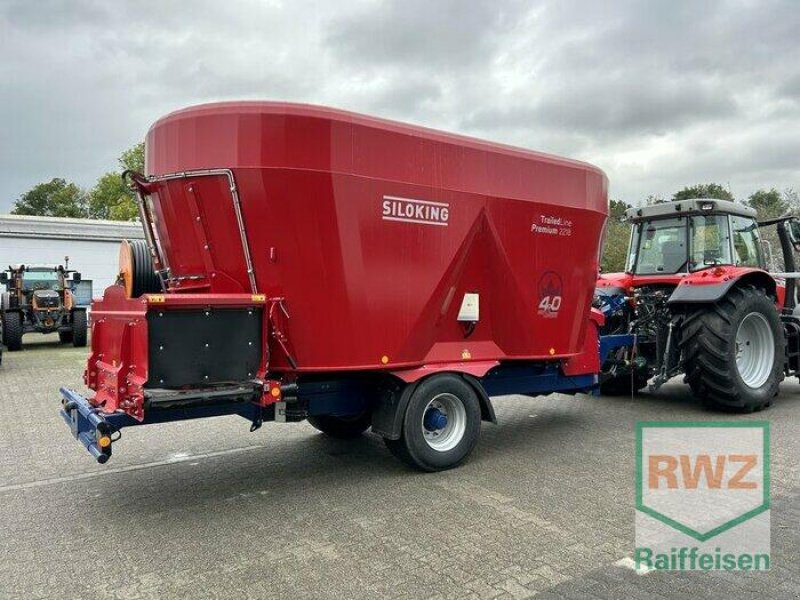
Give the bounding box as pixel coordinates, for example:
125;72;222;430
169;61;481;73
636;421;770;542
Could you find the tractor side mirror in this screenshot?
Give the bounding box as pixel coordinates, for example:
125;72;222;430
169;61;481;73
70;272;82;283
786;219;800;252
0;272;7;285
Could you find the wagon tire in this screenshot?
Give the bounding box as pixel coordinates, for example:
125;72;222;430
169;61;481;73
384;374;481;472
307;412;372;438
3;312;23;351
680;286;783;412
71;310;87;347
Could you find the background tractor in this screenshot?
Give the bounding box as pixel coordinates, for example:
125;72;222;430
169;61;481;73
596;199;800;412
1;264;87;351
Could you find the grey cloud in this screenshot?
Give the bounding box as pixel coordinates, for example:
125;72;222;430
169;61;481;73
326;0;527;70
0;1;798;211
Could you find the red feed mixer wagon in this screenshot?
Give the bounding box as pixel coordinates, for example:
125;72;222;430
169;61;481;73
60;102;608;471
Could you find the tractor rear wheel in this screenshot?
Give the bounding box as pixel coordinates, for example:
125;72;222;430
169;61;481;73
71;310;87;347
59;330;73;344
3;312;23;351
681;286;783;412
307;413;372;438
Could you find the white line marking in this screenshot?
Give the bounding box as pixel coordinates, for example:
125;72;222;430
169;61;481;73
615;556;655;575
381;216;448;226
382;195;449;207
0;444;269;493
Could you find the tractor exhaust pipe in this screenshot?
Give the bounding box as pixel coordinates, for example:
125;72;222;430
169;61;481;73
777;221;796;310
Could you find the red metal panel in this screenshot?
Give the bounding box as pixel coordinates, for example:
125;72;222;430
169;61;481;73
85;286;269;418
140;102;607;375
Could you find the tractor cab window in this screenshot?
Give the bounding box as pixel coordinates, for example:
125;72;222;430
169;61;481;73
22;270;61;291
631;217;688;274
730;215;763;268
690;214;733;271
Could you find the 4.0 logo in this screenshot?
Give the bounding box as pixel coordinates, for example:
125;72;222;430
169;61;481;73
537;271;563;318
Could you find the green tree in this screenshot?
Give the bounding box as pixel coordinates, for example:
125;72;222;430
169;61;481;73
119;142;144;173
601;199;632;273
672;183;734;202
745;188;788;220
609;198;629;219
88;142;144;221
11;178;88;218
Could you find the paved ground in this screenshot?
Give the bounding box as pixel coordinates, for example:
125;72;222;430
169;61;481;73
0;335;798;599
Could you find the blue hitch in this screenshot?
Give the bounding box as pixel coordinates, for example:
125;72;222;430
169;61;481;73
59;387;137;463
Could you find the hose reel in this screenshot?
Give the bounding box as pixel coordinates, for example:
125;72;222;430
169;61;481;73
118;239;161;298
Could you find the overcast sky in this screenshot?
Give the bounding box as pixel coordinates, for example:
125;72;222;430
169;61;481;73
1;0;798;212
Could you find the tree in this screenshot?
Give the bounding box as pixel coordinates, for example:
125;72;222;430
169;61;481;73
745;188;788;220
87;142;144;221
88;172;137;220
119;143;144;173
672;183;734;202
11;178;88;218
782;188;800;215
609;199;629;219
601;199;632;273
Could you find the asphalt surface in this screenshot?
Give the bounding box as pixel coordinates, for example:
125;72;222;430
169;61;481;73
1;334;798;599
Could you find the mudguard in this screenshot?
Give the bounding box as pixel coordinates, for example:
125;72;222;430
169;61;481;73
667;279;738;304
668;269;777;304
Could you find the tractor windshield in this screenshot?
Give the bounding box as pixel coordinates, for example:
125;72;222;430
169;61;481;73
689;214;733;271
629;217;688;275
628;214;743;275
22;270;61;291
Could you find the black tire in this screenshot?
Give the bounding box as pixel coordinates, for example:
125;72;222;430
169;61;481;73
59;330;73;344
600;371;649;396
384;374;482;472
71;310;87;347
680;286;784;412
3;311;23;351
307;412;372;438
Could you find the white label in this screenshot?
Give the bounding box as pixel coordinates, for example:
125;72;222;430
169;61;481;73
457;292;479;322
382;195;449;226
531;214;572;236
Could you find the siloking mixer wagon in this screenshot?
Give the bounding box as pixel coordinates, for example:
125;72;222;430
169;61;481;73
59;102;609;471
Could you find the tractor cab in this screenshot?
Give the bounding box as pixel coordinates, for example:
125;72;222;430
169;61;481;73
624;200;765;278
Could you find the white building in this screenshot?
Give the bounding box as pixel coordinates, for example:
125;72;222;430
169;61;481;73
0;214;144;305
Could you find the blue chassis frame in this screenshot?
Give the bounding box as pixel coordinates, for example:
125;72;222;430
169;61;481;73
60;335;634;463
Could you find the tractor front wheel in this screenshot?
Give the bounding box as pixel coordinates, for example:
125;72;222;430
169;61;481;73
681;286;783;412
71;310;87;347
3;312;23;351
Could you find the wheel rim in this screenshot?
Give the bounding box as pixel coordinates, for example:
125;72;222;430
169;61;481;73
421;392;467;452
735;312;775;388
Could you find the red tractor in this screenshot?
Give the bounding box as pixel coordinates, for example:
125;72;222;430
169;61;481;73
596;199;800;411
